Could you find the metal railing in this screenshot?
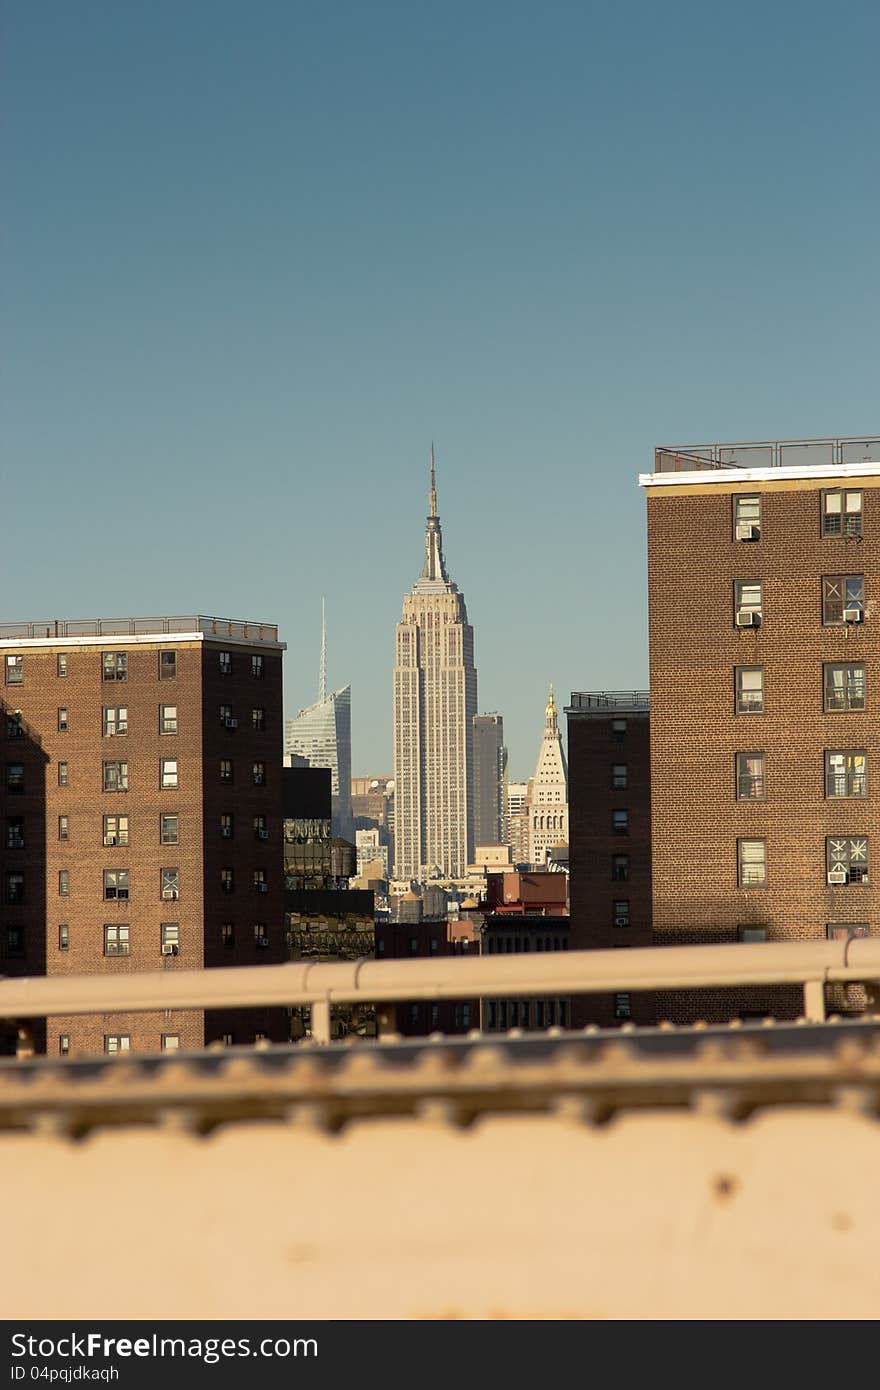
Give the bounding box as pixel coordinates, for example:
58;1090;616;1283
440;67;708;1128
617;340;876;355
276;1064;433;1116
567;691;650;711
0;616;280;643
3;939;880;1040
654;435;880;474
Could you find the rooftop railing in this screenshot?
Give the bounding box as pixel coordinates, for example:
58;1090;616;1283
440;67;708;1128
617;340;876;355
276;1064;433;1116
0;615;279;643
567;691;650;711
654;436;880;473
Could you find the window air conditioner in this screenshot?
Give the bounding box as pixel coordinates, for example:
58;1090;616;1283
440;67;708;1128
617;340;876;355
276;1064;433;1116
221;825;232;837
827;867;848;885
105;835;116;846
254;776;264;785
614;916;629;928
736;523;758;541
736;609;758;627
162;888;178;900
258;829;269;840
161;943;179;956
843;607;863;623
226;718;238;728
256;938;269;948
257;882;268;893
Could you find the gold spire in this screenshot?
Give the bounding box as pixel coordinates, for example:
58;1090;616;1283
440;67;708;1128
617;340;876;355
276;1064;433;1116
545;684;556;719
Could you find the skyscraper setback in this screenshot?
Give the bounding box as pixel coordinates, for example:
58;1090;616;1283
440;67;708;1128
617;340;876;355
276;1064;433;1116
393;451;478;881
284;602;353;840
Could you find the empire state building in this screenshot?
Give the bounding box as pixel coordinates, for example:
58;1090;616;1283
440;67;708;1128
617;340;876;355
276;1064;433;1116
393;451;478;881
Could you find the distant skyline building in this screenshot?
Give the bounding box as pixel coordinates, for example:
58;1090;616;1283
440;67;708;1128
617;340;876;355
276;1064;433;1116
528;688;569;866
473;713;507;847
284;601;353;840
393;449;478;881
505;780;531;865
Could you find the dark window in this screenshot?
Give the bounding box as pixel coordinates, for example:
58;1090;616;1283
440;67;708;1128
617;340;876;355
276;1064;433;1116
254;923;269;947
220;813;233;838
221;868;234;894
102;761;128;793
612;854;630;881
611;718;627;742
253;762;265;785
822;575;863;625
613;900;630;928
736;752;766;800
612;764;627;789
6;764;24;794
612;809;629;835
103;925;130;957
219;651;232;675
5;926;23;957
736;667;764;714
220;704;234;727
614;993;632;1020
102;652;128;682
826;751;867;798
738;839;767;887
822;489;862;538
6;871;25;903
252;708;265;731
827;837;869;885
6;713;22;739
254;815;268;841
220;760;233;784
221;923;235;949
6;818;24;849
252;655;264;678
5;655;23;686
58;924;69;951
159;650;177;680
824;663;866;712
737;924;768;942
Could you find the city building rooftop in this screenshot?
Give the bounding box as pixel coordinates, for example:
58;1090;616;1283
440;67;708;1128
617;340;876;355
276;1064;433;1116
0;614;282;646
652;435;880;474
567;690;650;713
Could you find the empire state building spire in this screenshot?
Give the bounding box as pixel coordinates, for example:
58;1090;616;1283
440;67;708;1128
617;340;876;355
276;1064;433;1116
420;443;449;585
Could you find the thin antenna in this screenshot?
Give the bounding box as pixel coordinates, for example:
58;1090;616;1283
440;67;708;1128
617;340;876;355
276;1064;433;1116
430;442;437;517
319;597;327;702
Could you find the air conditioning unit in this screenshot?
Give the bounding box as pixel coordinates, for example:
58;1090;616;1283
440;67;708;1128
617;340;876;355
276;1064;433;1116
162;888;179;900
257;829;269;840
254;776;264;785
256;938;270;948
736;609;759;627
220;825;232;837
104;835;117;846
843;607;863;623
827;867;848;885
226;718;238;729
736;522;758;541
614;916;629;928
161;943;179;956
257;882;268;893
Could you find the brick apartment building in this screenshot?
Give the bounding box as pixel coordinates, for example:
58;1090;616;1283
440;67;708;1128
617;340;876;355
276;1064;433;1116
0;614;285;1055
565;691;652;1026
643;435;880;1020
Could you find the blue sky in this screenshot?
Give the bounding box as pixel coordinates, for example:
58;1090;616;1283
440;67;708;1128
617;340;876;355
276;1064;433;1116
4;1;880;775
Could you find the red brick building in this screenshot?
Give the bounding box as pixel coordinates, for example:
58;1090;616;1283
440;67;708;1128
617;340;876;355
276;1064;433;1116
565;692;652;1025
643;436;880;1020
0;615;285;1055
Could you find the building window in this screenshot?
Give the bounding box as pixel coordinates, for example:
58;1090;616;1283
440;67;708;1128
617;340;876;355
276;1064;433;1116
221;922;235;949
5;655;23;685
611;718;627;742
736;752;766;800
254;923;269;947
220;760;233;784
220;704;235;727
253;761;265;785
253;815;268;841
220;813;234;838
612;809;629;835
6;870;25;903
103;869;129;901
102;652;128;682
161;1034;180;1051
409;937;419;955
160;705;178;735
219;651;232;675
735;666;764;714
822;575;863;625
221;868;234;894
6;817;24;849
252;655;264;678
160;759;178;790
103;924;130;957
733;494;761;539
102;706;128;737
826;924;869;941
734;580;763;627
58;815;69;842
614;993;632;1020
254;870;268;895
56;870;69;898
252;707;265;731
737;924;768;942
827;837;869;885
57;707;69;732
826;751;867;798
102;761;128;792
6;763;24;794
161;867;180;902
59;1034;70;1055
822;489;862;538
738;839;767;887
160;814;178;846
159;650;177;680
57;654;68;678
6;712;22;739
161;922;179;951
613;900;630;928
103;814;129;847
5;926;23;957
824;663;866;712
612;853;630;881
612;764;627;789
104;1034;130;1053
58;924;69;951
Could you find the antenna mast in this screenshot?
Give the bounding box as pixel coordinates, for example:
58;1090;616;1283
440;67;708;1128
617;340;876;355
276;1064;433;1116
319;597;327;702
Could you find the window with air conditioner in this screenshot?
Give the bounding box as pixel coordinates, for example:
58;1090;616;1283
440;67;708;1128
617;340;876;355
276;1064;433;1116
734;580;763;627
822;575;863;625
733;494;761;540
161;922;179;953
161;868;179;901
827;836;869;885
613;900;630;928
103;814;129;847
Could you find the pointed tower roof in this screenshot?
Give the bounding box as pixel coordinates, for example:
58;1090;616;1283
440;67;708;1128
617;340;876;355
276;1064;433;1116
418;442;450;586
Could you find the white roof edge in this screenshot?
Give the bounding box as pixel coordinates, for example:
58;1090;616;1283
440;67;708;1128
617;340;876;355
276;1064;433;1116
639;461;880;488
0;631;287;651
